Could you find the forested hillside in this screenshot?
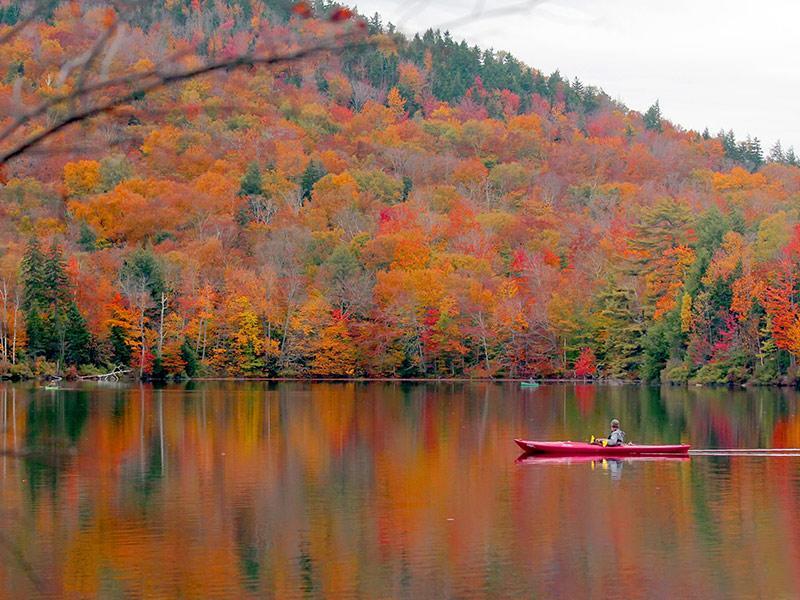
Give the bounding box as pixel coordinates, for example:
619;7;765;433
1;0;800;383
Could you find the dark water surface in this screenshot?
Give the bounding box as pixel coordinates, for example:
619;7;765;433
1;382;800;598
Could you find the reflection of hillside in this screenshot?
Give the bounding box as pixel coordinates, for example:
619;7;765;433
0;383;799;597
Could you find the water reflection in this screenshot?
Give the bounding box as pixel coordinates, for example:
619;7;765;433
516;454;692;481
0;382;799;598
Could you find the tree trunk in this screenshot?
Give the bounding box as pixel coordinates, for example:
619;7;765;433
11;289;19;365
201;319;207;361
1;279;7;363
139;292;146;378
158;292;167;356
280;309;292;368
265;317;272;364
475;312;490;372
195;317;202;353
279;284;298;369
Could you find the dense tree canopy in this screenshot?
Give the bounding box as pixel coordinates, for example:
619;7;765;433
1;0;800;384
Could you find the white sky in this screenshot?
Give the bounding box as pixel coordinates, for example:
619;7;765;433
352;0;800;152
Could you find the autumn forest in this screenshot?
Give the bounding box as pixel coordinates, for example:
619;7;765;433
2;0;800;384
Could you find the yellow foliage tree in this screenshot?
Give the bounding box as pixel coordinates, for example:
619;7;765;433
386;87;406;121
63;160;102;197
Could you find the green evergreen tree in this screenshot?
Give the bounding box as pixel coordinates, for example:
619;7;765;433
20;238;48;312
150;355;167;381
20;238;53;358
180;339;200;377
300;159;327;201
744;136;764;169
314;69;329;94
593;288;645;378
641;309;682;381
630;198;694;273
769;140;785;163
24;309;48;358
120;247;165;305
78;221;97;251
367;12;382;34
401;176;413;201
63;302;92;366
625;123;635;139
643;100;663;132
45;242;71;308
109;324;132;366
31;243;75;364
238;161;263;197
719;129;739;161
0;5;21;26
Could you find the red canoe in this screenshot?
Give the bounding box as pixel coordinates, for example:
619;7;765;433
514;439;691;456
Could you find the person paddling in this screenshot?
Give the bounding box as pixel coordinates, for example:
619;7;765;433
592;419;625;446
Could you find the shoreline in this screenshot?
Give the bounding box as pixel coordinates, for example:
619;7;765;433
4;375;796;388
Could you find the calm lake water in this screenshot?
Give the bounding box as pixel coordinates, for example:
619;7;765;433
1;382;800;598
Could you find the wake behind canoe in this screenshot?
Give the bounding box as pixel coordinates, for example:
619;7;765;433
514;439;691;456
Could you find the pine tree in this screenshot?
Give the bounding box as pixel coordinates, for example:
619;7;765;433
109;323;132;366
0;5;20;26
24;309;48;358
45;242;71;308
748;137;764;169
20;238;52;358
720;130;739;161
238;161;263;197
592;288;645;378
367;12;382;34
181;339;200;377
63;302;91;365
643;101;663;132
769;140;785;163
300;160;327;201
786;147;798;166
120;248;165;304
20;238;47;312
401;176;413;201
78;221;97;251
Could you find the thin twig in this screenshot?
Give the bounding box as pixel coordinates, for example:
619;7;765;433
435;0;545;30
1;33;369;164
66;21;120;115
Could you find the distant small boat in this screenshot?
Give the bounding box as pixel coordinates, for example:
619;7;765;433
520;380;540;388
43;385;60;390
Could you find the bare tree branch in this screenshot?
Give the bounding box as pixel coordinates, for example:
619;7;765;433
0;31;368;165
65;21;120;115
394;0;543;31
435;0;545;30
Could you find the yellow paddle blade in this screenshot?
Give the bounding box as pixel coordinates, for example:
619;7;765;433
602;439;608;447
590;435;595;444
